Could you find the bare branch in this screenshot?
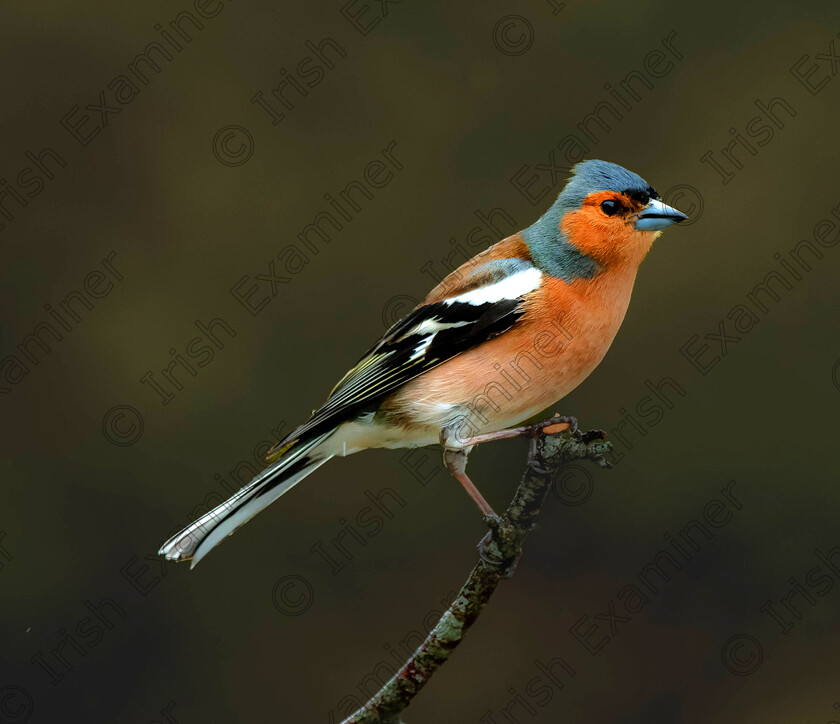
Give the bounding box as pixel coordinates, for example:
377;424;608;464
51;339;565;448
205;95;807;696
342;426;612;724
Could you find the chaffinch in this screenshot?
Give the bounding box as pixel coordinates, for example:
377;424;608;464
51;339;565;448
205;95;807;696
160;160;687;567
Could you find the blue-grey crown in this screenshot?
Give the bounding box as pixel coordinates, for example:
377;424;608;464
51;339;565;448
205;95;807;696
559;160;656;209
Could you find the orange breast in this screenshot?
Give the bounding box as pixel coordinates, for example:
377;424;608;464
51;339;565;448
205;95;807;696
382;256;640;436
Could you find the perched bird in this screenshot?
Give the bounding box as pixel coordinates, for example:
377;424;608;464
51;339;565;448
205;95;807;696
159;160;687;567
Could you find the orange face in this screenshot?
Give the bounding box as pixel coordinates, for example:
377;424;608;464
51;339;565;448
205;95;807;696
560;190;658;269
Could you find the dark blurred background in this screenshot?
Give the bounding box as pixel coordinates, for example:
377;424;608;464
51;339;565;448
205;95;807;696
2;1;839;722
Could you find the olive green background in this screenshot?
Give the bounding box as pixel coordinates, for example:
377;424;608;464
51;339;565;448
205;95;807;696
2;1;839;722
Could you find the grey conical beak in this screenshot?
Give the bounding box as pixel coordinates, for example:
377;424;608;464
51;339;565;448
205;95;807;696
635;199;688;231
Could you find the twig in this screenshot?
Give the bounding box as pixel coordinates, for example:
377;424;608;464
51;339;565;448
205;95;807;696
341;425;612;724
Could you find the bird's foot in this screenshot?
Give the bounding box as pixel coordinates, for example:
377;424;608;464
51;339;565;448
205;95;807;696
483;512;502;529
477;514;520;576
477;514;503;564
477;531;521;577
477;530;496;564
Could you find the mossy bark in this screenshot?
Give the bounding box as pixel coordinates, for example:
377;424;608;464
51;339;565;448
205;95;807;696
342;428;611;724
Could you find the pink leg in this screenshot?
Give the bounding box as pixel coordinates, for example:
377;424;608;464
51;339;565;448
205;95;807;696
441;445;497;517
453;470;496;517
439;415;579;517
461;414;578;447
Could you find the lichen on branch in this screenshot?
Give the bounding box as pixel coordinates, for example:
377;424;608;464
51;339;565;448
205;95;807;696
341;424;612;724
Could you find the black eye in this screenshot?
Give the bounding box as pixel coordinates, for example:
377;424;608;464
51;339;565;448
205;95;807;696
600;199;622;216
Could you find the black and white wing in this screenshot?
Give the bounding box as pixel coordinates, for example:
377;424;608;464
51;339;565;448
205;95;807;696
267;259;541;455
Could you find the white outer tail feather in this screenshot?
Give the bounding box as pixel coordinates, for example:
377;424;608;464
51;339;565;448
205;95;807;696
159;434;333;568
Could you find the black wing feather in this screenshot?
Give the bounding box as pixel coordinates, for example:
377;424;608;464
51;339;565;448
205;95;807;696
266;287;531;457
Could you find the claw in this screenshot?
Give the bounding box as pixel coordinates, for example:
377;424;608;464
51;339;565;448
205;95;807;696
477;530;501;565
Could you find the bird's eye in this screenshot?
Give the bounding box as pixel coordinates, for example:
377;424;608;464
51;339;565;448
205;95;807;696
600;199;621;216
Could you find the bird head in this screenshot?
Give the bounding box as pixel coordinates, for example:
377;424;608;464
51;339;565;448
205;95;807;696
523;160;687;281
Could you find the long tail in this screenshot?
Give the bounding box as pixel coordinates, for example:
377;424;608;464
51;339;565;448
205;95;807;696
158;433;334;568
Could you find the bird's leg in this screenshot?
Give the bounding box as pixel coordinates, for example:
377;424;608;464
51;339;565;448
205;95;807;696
438;415;578;519
441;447;497;517
439;427;497;518
460;414;579;447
